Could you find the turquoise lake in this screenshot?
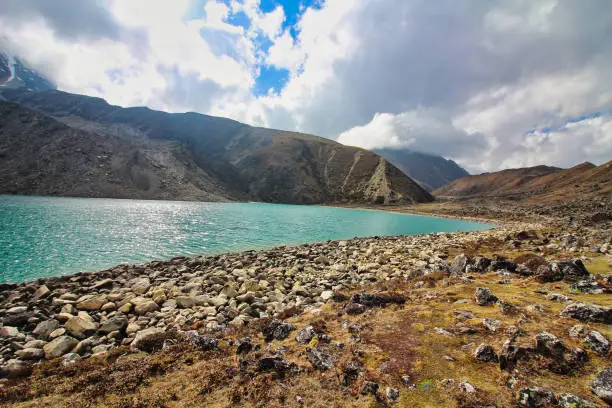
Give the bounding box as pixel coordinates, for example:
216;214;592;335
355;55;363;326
0;195;491;283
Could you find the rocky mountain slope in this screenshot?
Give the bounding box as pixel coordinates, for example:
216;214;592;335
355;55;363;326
0;53;55;92
0;89;432;204
434;162;612;202
373;148;469;191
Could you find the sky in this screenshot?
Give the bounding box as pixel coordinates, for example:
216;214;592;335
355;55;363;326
0;0;611;173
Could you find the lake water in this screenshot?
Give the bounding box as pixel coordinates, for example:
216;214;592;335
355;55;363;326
0;195;491;283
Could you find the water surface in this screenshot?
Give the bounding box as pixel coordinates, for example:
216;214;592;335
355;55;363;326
0;195;491;282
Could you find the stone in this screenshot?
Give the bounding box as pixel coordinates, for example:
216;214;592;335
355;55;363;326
2;311;30;326
342;361;362;386
184;331;218;351
450;254;469;276
101;302;116;311
236;292;255;303
236;337;253;354
262;319;296;342
118;303;133;313
126;323;141;335
499;339;530;372
535;332;566;358
590;367;612;405
571;280;606;294
306;347;334;370
350;292;405;307
458;380;476;393
43;336;79;359
517;387;557;407
558;393;598;408
320;290;334;301
257;355;296;376
0;326;20;338
130;277;151;294
295;325;316;344
92;278;114;290
32;285;50;299
62;353;81;366
0;359;32;378
76;296;107;311
498;299;519;315
360;381;379;396
65;316;98;339
15;348;44;360
24;340;46;349
546;293;569;302
561;302;612;324
345;302;367;315
221;285;238;298
483;318;502;332
558;260;590;282
474;343;497;362
584;331;609;356
569;324;588;338
134;300;159;315
49;328;66;338
535;263;564;283
131;328;166;351
98;316;128;334
474;287;498;306
386;387;400;401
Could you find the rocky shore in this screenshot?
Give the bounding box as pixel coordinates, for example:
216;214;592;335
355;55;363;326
1;211;611;407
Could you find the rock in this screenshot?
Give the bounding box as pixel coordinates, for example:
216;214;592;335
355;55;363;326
483;318;502;332
101;302;116;312
458;380;476;393
131;328;166;351
558;393;598;408
98;316;128;334
296;325;316;344
350;292;405;307
92;278;114;290
345;302;367;315
134;300;159;315
32;285;50;299
262;320;296;342
43;336;79;359
184;331;218;351
558;260;590;282
76;296;107;311
236;292;255;303
535;263;564;283
236;337;253;354
569;324;589;338
571;280;607;294
65;316;98;339
590;367;612;405
320;290;334;301
342;361;362;386
474;343;497;362
49;328;66;338
24;340;46;349
0;359;32;378
257;355;296;376
15;348;44;360
546;293;569;302
130;277;151;294
561;302;612;324
475;287;498;306
499;339;530;371
517;387;558;407
360;381;379;396
584;331;609;356
2;311;30;326
499;299;519;315
306;347;334;370
126;323;141;335
450;254;469;276
386;387;400;401
62;353;81;366
0;326;20;338
535;332;566;358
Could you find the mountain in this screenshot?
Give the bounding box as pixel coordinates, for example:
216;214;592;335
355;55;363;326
434;162;612;201
0;89;433;204
0;53;56;92
373;148;469;191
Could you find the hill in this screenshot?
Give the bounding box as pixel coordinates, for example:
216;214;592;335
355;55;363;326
434;162;612;202
373;148;469;191
0;89;433;204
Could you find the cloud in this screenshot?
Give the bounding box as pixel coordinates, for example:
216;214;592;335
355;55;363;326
1;0;611;172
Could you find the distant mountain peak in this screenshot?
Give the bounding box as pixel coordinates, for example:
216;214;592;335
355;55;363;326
0;52;56;92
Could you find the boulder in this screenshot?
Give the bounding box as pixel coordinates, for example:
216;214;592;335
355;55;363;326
306;347;334;370
590;367;612;405
474;343;497;362
134;300;159;315
499;339;530;371
257;355;296;376
76;296;107;311
561;302;612;324
517;387;557;407
65;316;98;339
475;287;498;306
450;254;469;276
131;327;166;351
350;292;405;307
15;348;44;360
0;326;20;338
558;393;598;408
43;336;79;359
32;285;50;299
98;316;128;334
558;260;590;282
0;359;32;378
262;319;296;342
296;325;316;344
360;381;379;396
535;332;566;358
129;277;151;294
584;331;609;356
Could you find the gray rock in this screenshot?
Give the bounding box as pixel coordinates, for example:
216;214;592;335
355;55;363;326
65;316;98;339
561;302;612;324
584;331;609;356
475;287;498;306
43;335;79;359
32;285;50;299
345;302;367;315
0;359;32;378
386;387;400;401
558;393;598;408
571;280;606;294
15;348;44;360
131;327;166;350
134;300;159;315
535;332;566;358
360;381;379;396
450;254;469;276
558;260;590;282
62;353;81;366
518;387;557;407
262;319;296;342
130;277;151;294
483;318;502;332
257;355;296;375
98;316;128;334
569;324;589;338
306;347;334;370
474;343;497;362
76;296;107;311
590;367;612;405
295;325;316;344
458;380;476;393
545;293;569;302
0;326;20;338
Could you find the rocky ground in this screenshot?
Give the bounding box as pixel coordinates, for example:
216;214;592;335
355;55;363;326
0;201;610;407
